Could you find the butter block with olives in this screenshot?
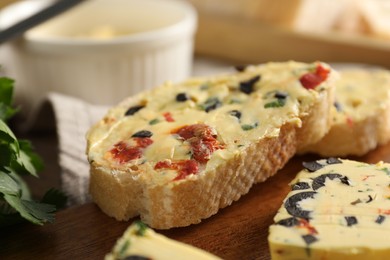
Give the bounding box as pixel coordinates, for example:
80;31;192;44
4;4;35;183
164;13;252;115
105;221;220;260
269;158;390;259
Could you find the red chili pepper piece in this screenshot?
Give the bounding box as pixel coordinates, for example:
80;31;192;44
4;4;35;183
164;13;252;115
378;209;390;215
163;112;175;122
155;159;199;181
346;116;354;128
298;218;318;235
299;64;330;90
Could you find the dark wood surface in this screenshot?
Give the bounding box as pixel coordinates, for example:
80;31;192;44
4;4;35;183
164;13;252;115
2;128;390;260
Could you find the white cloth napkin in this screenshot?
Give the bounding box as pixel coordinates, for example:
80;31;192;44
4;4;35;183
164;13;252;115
48;93;109;205
48;58;232;205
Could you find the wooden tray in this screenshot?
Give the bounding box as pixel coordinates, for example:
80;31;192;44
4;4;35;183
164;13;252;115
2;142;390;260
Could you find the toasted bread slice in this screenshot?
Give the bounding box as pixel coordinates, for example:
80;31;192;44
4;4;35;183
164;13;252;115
269;158;390;259
86;61;336;229
300;69;390;157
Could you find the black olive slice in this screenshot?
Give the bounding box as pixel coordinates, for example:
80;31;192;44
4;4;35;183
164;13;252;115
312;173;349;190
239;75;261;94
235;65;247;72
284;192;317;219
228;110;242;120
274;91;288;99
276;217;299;227
345;216;358;226
326;157;342;165
176;93;189;102
302;234;318;245
291;182;311;191
302;161;323;172
124;256;151;260
201;97;222;113
376;215;385;224
125;105;145;116
132;130;153;138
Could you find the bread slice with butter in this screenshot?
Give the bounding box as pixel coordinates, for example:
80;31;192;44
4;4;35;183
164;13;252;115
105;221;220;260
86;61;337;229
268;158;390;259
300;69;390;157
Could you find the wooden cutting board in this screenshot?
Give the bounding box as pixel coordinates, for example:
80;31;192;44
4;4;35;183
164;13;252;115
1;145;390;260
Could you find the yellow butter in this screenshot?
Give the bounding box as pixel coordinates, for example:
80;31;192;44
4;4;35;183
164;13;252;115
105;222;220;260
269;159;390;260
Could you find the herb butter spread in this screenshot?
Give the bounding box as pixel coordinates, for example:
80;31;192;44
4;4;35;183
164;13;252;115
332;69;390;125
105;221;220;260
269;159;390;260
87;61;331;185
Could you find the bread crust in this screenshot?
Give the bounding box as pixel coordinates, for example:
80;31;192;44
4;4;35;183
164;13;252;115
301;103;390;157
87;62;336;229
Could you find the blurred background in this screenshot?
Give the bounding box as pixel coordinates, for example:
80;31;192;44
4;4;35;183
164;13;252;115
188;0;390;67
2;0;390;67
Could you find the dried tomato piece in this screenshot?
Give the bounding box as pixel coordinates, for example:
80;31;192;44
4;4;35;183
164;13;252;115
299;64;330;89
110;141;143;163
110;137;153;163
173;124;225;163
155;159;199;181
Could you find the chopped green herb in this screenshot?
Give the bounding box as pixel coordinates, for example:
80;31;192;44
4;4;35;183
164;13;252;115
200;83;209;90
380;167;390;176
135;221;148;236
264;99;286;108
241;122;258;131
199;97;222;112
229;98;242;104
149;118;160;125
118;240;130;257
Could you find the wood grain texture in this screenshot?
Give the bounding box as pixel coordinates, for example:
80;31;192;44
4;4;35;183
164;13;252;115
1;144;390;259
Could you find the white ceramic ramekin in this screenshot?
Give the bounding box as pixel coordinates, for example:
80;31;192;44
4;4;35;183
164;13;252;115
0;0;197;118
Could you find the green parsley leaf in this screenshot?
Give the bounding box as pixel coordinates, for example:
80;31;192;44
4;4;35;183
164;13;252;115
0;77;17;121
0;74;67;227
41;188;67;210
264;98;286;108
0;171;20;196
0;119;18;144
3;194;56;225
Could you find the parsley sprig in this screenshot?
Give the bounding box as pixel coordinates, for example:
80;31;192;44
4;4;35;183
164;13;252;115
0;77;66;227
